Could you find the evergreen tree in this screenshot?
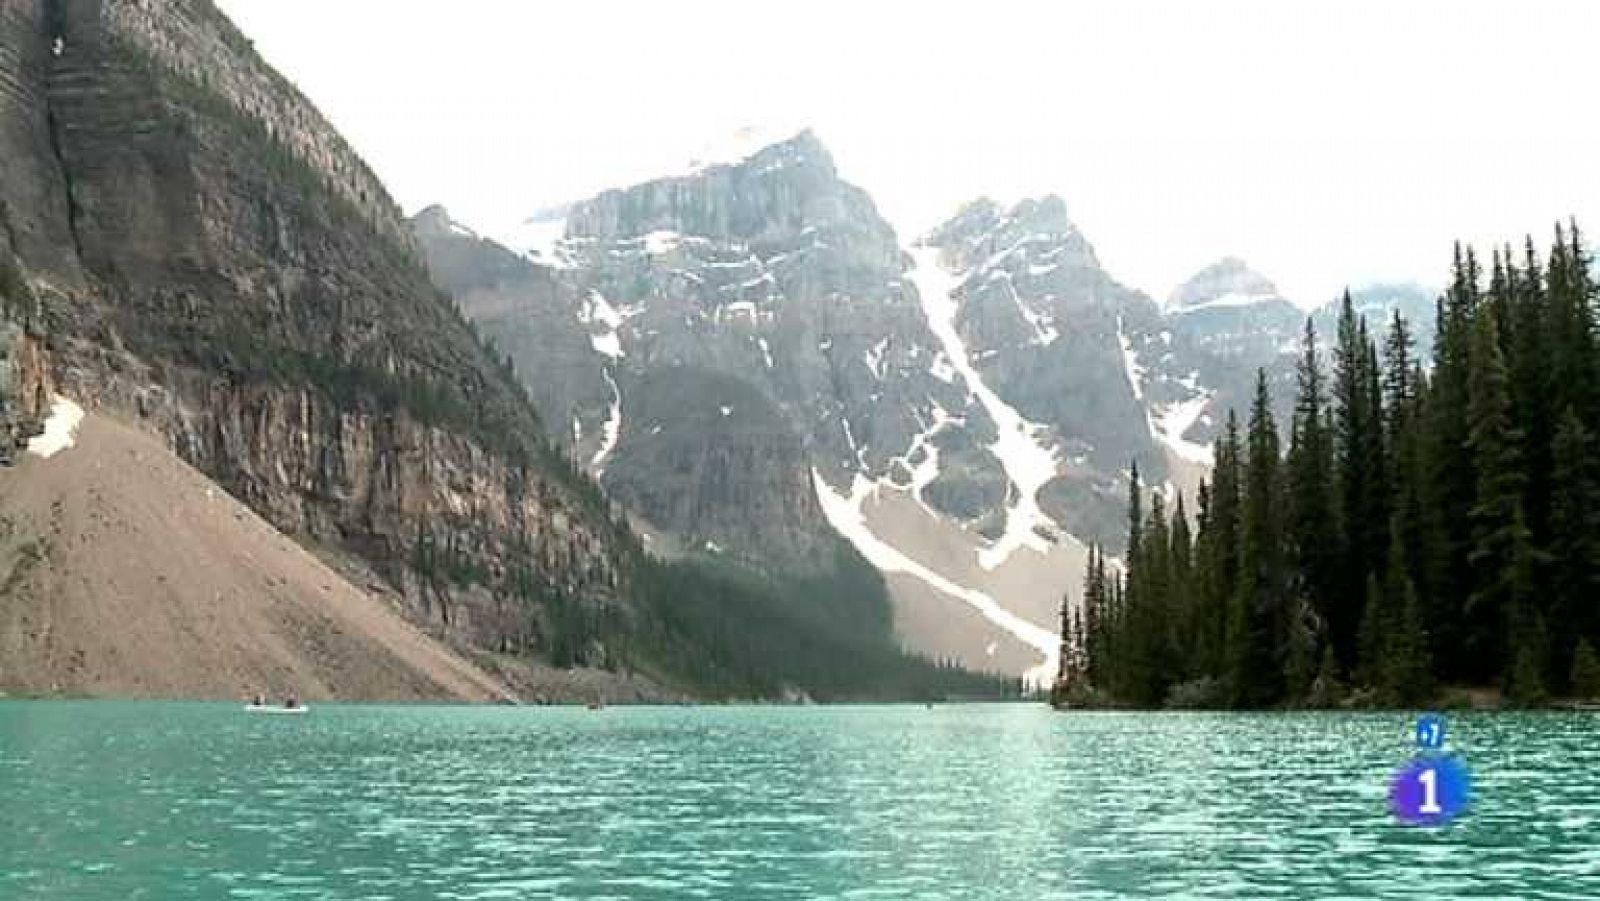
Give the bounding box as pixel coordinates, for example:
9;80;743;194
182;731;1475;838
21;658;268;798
1380;524;1433;707
1168;494;1195;683
1332;293;1388;668
1420;250;1479;681
1203;415;1243;679
1550;409;1600;686
1286;318;1339;661
1228;370;1285;707
1465;309;1529;681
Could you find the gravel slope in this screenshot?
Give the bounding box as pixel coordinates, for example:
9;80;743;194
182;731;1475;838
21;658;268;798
0;407;516;702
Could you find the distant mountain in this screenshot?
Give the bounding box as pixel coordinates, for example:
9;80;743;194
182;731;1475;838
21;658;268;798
1315;282;1439;361
1167;257;1283;311
417;131;1445;685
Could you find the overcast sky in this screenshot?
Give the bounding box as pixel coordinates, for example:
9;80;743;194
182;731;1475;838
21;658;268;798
217;0;1600;307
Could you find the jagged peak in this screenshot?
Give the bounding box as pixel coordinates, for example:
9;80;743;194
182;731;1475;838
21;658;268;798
409;204;481;242
683;125;831;178
923;194;1097;272
1006;195;1073;235
1168;257;1281;310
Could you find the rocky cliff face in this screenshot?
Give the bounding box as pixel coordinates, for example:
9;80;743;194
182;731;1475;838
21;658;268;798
0;0;628;665
440;132;1007;572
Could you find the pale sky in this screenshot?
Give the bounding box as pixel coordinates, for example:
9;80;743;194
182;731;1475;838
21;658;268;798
217;0;1600;307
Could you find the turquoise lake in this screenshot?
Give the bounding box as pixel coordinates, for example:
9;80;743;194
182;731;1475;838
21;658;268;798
1;702;1597;899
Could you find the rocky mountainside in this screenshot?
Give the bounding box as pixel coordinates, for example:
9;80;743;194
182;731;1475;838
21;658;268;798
426;132;997;573
0;0;643;685
0;405;521;701
424;131;1441;682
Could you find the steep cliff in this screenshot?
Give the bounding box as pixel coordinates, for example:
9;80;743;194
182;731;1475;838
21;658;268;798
1;0;629;671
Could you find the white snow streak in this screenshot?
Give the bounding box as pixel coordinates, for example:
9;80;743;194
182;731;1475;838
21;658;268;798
865;337;890;379
590;369;622;474
908;247;1059;570
581;292;625;360
841;416;867;468
642;230;680;255
1152;394;1215;466
590;332;622;359
757;337;775;369
27;396;84;459
901;405;956;507
1169;291;1279;314
995;271;1059;345
1117;316;1144;402
814;472;1059;689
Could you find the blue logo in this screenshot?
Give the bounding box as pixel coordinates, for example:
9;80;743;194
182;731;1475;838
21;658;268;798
1389;755;1471;826
1415;713;1446;750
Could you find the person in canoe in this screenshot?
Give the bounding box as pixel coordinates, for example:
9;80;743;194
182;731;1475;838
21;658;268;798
250;692;266;708
283;695;299;710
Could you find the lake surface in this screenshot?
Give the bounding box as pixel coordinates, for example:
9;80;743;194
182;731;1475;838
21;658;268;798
1;703;1597;899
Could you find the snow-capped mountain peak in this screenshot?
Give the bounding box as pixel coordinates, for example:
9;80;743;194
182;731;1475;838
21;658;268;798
1167;257;1281;311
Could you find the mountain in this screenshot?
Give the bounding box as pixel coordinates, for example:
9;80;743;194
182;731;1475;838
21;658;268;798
421;132;1450;685
422;142;1185;681
1167;257;1283;310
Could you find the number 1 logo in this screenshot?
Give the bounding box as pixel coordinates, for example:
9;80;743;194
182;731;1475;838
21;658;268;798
1390;757;1469;826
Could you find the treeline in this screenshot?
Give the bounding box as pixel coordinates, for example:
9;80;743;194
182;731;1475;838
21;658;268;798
1057;226;1600;709
632;542;1023;702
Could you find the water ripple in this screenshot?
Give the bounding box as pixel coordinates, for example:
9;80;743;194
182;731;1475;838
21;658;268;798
1;703;1598;899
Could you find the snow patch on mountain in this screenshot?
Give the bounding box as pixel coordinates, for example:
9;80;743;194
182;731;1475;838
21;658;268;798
992;271;1058;345
889;403;959;514
502;207;572;268
642;230;681;255
590;369;623;475
813;472;1058;688
1117;317;1145;402
908;247;1061;570
1151;395;1214;466
1168;291;1283;314
580;291;625;359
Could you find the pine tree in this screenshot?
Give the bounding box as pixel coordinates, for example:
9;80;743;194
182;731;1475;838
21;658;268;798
1204;415;1243;679
1420;250;1479;681
1465;309;1528;682
1550;409;1600;686
1332;293;1387;668
1168;493;1194;683
1287;318;1339;662
1380;523;1433;707
1228;370;1285;707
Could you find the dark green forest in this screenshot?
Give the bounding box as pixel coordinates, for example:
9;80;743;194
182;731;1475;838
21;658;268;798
631;543;1022;702
1056;225;1600;709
